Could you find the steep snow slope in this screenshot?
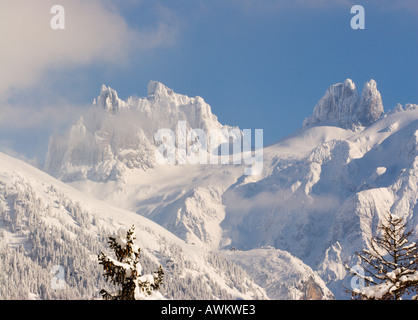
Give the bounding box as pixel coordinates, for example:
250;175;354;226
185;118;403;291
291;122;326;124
224;247;334;300
0;151;334;299
69;123;350;250
317;110;418;298
0;152;268;299
223;107;418;299
69;161;244;249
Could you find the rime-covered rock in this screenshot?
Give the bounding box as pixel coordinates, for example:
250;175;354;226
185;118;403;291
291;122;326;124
44;81;239;182
303;79;384;128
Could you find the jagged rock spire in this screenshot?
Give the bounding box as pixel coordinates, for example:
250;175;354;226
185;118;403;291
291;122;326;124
303;79;384;128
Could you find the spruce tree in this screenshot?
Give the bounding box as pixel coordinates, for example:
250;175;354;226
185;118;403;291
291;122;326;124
348;213;418;300
98;225;164;300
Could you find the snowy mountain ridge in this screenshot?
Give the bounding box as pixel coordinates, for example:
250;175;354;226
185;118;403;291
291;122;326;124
45;81;240;183
51;79;417;300
3;79;417;300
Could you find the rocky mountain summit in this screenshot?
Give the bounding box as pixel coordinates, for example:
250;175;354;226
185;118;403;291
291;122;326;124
303;79;384;128
44;81;238;182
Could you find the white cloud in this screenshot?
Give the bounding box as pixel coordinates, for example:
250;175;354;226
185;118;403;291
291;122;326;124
0;0;177;96
0;101;86;163
0;103;84;131
0;0;179;161
223;187;340;215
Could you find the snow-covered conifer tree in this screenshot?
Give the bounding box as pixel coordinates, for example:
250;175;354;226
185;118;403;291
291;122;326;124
98;225;164;300
348;214;418;300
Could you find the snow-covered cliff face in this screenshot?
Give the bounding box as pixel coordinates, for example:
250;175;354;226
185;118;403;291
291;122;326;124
357;79;384;125
44;81;239;182
303;79;384;128
224;105;418;299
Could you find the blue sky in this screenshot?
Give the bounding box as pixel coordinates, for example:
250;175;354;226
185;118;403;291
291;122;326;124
0;0;417;163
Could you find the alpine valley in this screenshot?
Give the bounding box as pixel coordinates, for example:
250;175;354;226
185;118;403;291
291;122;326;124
1;79;417;299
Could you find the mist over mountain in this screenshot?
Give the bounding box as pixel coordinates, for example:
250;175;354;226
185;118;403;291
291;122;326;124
44;81;241;183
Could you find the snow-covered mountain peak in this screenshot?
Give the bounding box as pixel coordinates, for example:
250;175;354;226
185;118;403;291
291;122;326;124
343;78;356;90
93;84;127;113
303;79;384;129
357;79;384;125
144;81;216;129
45;81;239;182
362;78;377;91
147;80;174;97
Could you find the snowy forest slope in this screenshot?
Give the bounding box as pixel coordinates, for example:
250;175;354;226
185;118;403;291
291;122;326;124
0;151;332;299
0;152;268;299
